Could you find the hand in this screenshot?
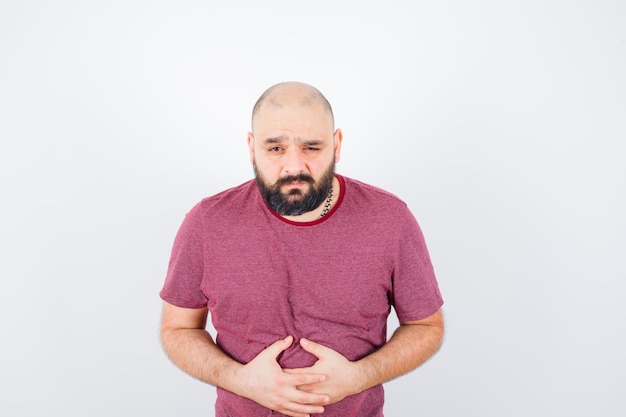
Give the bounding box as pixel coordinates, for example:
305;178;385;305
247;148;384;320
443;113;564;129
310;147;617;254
235;336;330;417
284;338;361;405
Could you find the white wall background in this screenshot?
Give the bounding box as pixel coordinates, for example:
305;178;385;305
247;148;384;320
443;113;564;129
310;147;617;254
1;1;624;416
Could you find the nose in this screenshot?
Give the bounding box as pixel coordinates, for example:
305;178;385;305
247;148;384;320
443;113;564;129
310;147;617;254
282;147;307;176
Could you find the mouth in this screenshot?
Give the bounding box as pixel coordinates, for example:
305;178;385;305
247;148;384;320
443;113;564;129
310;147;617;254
276;175;314;193
284;180;307;188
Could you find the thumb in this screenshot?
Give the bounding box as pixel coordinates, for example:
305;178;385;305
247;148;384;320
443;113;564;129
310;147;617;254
299;338;327;358
264;335;293;360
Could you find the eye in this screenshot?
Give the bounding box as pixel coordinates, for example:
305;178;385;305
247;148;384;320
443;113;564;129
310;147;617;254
268;146;283;152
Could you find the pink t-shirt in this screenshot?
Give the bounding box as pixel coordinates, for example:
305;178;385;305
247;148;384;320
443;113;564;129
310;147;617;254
160;175;443;417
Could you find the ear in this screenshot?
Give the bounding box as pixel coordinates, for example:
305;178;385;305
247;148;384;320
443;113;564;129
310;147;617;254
247;132;255;165
333;128;343;163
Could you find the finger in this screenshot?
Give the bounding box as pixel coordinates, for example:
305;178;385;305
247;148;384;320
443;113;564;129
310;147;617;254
277;405;324;417
281;402;325;417
283;368;326;383
282;411;311;417
299;338;329;358
262;335;293;360
290;390;329;407
284;367;313;374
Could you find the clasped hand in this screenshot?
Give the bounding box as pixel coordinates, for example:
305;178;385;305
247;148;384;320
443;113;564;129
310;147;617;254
236;335;359;417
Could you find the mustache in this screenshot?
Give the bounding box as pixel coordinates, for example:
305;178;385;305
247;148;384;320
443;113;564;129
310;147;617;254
275;174;315;187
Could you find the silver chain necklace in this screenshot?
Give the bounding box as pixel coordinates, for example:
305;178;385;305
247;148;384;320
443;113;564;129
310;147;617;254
319;187;334;217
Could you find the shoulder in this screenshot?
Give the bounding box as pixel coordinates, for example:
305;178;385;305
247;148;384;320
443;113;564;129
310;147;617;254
335;176;425;248
340;175;408;211
188;180;259;218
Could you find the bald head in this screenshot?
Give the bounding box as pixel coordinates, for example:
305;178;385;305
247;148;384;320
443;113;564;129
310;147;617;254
251;82;334;131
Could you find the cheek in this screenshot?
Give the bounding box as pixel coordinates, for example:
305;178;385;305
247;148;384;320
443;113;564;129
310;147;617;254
255;159;280;181
313;155;334;173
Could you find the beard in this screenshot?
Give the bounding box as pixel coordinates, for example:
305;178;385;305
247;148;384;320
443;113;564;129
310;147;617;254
254;162;335;216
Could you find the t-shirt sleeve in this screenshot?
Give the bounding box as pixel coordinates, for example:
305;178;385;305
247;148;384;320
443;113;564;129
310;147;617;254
159;203;208;309
391;207;443;322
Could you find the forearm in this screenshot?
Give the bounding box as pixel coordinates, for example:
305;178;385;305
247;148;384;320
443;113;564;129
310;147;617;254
162;328;330;416
353;310;444;393
161;327;243;394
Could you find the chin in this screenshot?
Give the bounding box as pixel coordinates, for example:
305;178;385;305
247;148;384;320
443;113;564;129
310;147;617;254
284;193;306;203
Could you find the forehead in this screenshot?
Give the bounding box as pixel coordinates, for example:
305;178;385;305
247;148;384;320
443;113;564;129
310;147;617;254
253;101;334;138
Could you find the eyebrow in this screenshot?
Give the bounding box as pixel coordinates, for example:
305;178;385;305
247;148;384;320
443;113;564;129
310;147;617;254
262;136;325;146
262;136;287;145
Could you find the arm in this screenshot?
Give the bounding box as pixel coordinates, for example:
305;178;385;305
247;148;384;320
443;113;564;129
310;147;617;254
160;301;330;417
287;308;444;403
355;308;444;390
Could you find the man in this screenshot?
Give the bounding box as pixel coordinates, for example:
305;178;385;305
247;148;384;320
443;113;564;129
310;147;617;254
160;81;444;417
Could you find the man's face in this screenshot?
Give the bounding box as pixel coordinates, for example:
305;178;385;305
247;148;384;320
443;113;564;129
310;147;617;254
248;101;342;216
